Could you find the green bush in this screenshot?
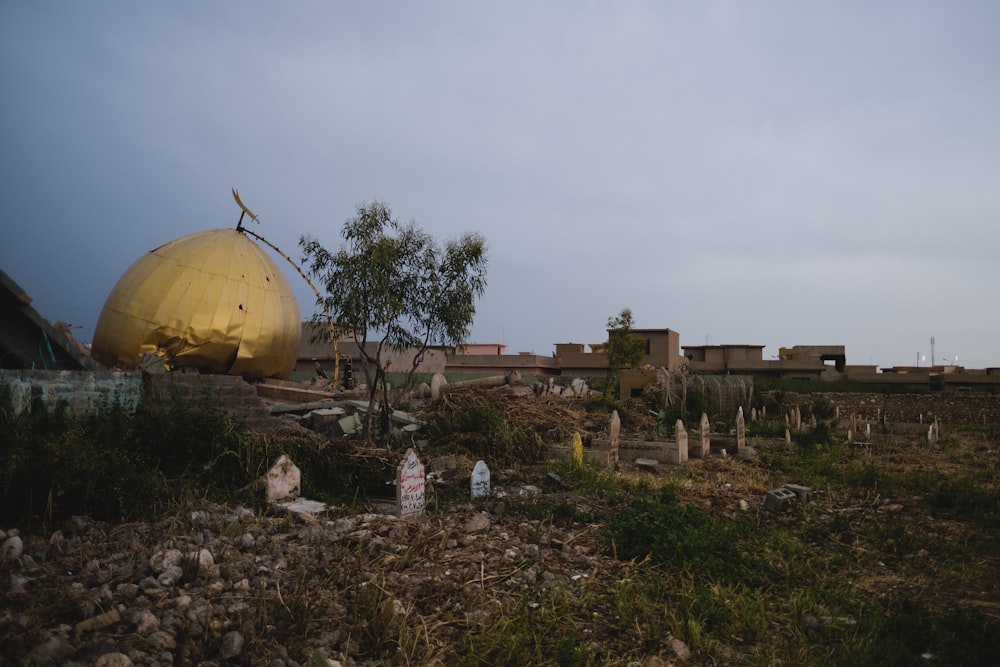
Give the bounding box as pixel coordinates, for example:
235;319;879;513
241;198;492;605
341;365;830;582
0;389;166;528
0;384;397;529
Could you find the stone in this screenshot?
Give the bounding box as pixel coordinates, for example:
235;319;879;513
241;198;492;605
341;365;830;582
471;460;491;499
147;630;176;651
671;420;688;463
134;609;159;635
763;487;797;512
669;636;691;659
608;410;621;468
691;412;710;458
29;632;72;665
430;373;448;399
1;535;24;564
736;407;746;450
782;484;813;502
635;458;659;470
94;653;133;667
336;413;362;436
464;513;491;534
220;630;245;659
397;448;426;519
785;428;791;445
264;455;300;502
149;549;183;574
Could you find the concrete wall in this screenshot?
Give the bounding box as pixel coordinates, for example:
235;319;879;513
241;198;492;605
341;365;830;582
0;369;289;432
0;369;142;416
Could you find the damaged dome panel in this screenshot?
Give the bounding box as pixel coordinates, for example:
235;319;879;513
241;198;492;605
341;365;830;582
92;228;300;379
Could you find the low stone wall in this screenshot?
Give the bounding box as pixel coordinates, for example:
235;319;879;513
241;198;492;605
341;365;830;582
774;392;1000;427
145;373;285;432
1;370;289;432
0;369;142;416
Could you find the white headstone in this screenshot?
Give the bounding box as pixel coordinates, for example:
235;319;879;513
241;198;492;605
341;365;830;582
736;407;746;450
673;419;688;463
264;455;301;502
397;448;426;519
692;412;710;458
430;373;448;400
471;460;491;499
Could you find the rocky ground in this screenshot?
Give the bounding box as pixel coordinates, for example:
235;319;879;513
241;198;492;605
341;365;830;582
1;392;998;666
0;467;656;666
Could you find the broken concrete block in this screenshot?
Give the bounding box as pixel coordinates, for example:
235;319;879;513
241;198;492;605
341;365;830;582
763;487;797;512
782;484;813;502
337;413;363;436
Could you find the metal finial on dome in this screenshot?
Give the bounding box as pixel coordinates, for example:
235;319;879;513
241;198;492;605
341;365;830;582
232;188;259;231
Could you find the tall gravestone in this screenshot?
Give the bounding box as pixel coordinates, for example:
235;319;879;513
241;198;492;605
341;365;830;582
736;407;746;451
691;412;710;458
397;448;426;519
608;410;621;468
669;419;688;464
471;460;491;499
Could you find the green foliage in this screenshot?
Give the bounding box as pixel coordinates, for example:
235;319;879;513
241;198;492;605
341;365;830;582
811;396;837;420
604;486;764;585
850;596;1000;666
748;417;788;438
796;421;839;449
0;386;398;529
424;393;544;467
0;388;166;528
926;476;1000;529
604;308;645;397
300;201;488;444
659;387;709;427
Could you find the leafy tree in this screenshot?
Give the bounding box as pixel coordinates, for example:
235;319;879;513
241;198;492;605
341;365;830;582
605;308;645;397
300;202;488;444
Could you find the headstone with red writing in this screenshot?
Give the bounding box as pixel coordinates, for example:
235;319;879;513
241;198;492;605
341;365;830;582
397;448;426;519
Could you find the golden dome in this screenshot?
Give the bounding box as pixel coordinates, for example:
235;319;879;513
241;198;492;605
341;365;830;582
92;228;300;379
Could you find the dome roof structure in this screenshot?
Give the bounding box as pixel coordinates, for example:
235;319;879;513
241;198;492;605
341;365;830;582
92;228;300;379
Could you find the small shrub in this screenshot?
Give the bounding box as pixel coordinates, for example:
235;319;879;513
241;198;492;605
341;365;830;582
424;393;544;466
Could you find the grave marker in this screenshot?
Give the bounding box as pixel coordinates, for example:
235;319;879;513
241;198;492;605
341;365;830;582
668;419;688;464
736;407;746;450
397;448;426;519
471;460;491;499
608;411;621;468
572;432;584;466
691;412;709;458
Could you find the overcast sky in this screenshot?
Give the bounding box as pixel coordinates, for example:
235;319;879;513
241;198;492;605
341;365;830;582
2;1;998;369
